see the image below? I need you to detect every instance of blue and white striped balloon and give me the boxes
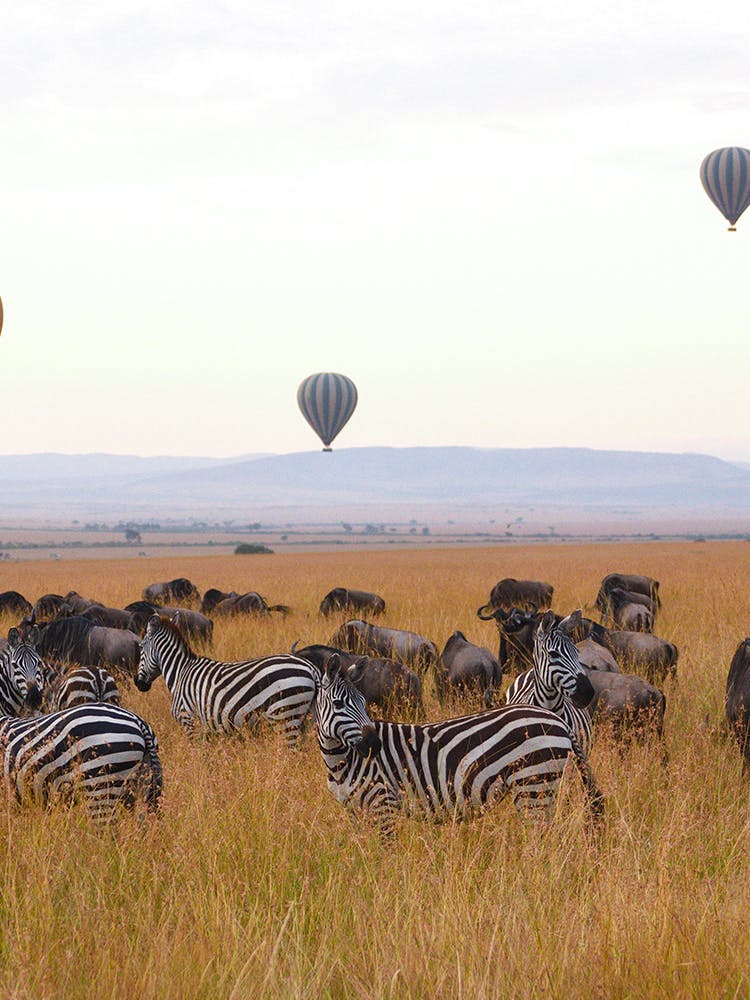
[297,372,358,451]
[700,147,750,230]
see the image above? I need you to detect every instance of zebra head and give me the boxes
[7,626,45,712]
[533,611,594,708]
[135,614,171,692]
[317,655,381,758]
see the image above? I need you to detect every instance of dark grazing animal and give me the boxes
[584,668,666,743]
[0,591,33,617]
[24,616,140,678]
[316,655,604,839]
[125,602,213,643]
[42,664,120,712]
[80,605,138,631]
[505,611,595,754]
[142,578,200,607]
[201,589,238,614]
[478,578,554,615]
[434,631,503,708]
[726,639,750,773]
[329,620,438,671]
[136,615,317,744]
[291,643,422,712]
[0,627,45,715]
[0,704,162,825]
[599,630,677,685]
[608,593,654,633]
[596,574,660,615]
[213,592,290,617]
[32,594,67,619]
[319,588,386,617]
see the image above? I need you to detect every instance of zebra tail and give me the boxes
[138,719,164,813]
[569,734,605,831]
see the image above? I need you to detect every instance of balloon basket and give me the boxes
[728,226,737,232]
[322,447,332,452]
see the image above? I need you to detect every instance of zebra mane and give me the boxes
[154,615,195,656]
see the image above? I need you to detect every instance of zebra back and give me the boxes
[137,614,318,743]
[0,704,163,824]
[317,656,604,838]
[43,664,121,712]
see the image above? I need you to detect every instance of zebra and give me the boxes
[0,627,45,715]
[136,614,318,744]
[0,703,162,825]
[504,610,595,755]
[42,663,120,712]
[316,654,605,839]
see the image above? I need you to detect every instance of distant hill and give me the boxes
[1,447,749,521]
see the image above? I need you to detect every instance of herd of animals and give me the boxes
[0,572,750,838]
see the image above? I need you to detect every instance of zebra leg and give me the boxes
[568,738,606,833]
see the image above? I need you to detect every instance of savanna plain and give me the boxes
[1,541,749,999]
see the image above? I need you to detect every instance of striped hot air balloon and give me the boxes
[297,372,358,451]
[700,147,750,231]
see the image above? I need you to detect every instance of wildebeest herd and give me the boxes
[0,570,749,836]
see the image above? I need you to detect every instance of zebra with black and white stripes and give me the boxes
[42,664,120,712]
[136,614,318,744]
[504,610,595,754]
[316,654,604,838]
[0,627,45,715]
[0,703,162,825]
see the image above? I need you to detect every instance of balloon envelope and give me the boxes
[297,372,358,449]
[700,147,750,228]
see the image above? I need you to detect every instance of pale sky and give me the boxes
[2,1,749,459]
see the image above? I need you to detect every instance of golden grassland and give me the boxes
[1,541,750,999]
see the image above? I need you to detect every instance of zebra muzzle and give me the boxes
[355,725,382,758]
[572,673,595,708]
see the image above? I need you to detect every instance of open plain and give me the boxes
[1,540,749,998]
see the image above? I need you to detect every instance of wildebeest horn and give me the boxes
[477,604,499,621]
[290,639,300,653]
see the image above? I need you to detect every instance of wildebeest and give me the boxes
[319,588,386,617]
[201,589,238,614]
[584,668,666,744]
[575,637,621,673]
[80,605,138,631]
[477,578,554,615]
[434,631,503,708]
[22,616,140,679]
[606,589,655,633]
[125,602,213,643]
[0,591,33,617]
[291,643,422,712]
[596,573,660,615]
[599,629,677,685]
[142,578,200,606]
[32,594,67,619]
[329,620,438,671]
[60,591,101,614]
[213,592,290,617]
[726,638,750,773]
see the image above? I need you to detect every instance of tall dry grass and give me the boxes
[1,541,750,998]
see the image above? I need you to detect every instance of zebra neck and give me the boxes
[531,672,565,712]
[158,638,198,691]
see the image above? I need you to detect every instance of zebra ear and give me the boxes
[325,653,342,678]
[539,610,557,633]
[148,613,161,629]
[7,627,20,649]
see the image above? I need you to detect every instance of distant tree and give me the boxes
[235,543,274,555]
[124,528,142,544]
[421,526,430,536]
[342,523,353,533]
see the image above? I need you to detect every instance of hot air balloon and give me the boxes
[700,147,750,231]
[297,372,358,451]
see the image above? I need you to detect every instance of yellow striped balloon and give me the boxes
[700,147,750,231]
[297,372,358,451]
